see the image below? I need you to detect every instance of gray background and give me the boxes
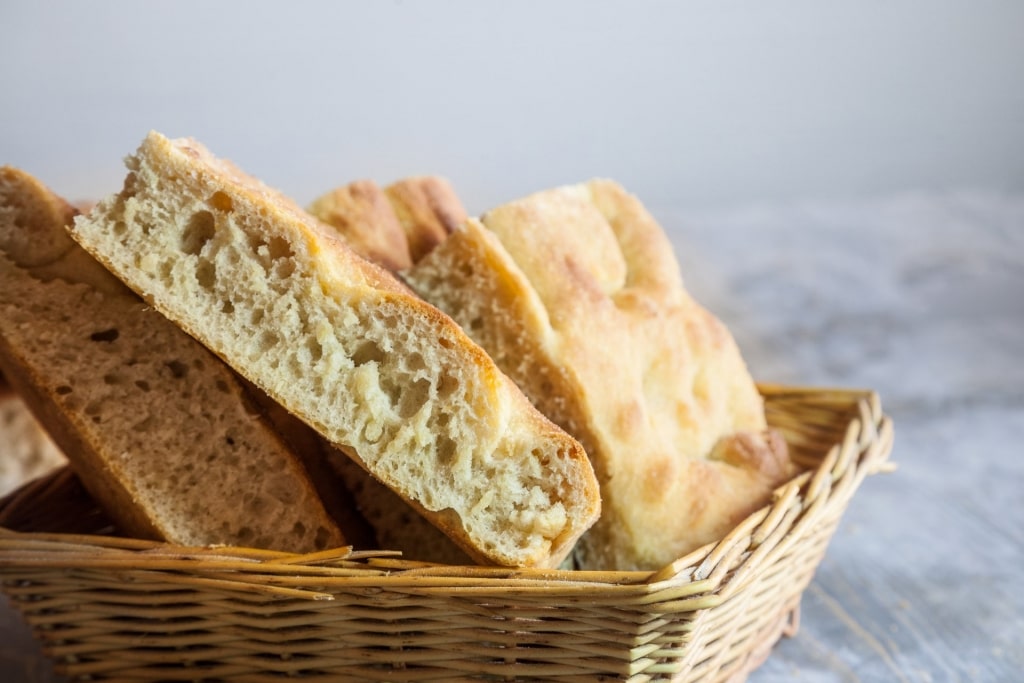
[2,1,1022,213]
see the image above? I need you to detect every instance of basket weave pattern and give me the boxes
[0,386,893,681]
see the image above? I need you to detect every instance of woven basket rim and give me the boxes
[0,384,894,597]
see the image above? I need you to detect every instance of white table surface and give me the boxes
[2,190,1022,681]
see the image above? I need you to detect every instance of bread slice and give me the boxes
[0,166,345,552]
[69,132,600,568]
[309,177,479,562]
[0,374,66,496]
[404,180,792,570]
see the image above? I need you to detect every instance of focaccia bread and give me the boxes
[0,166,345,552]
[309,176,466,270]
[404,179,792,570]
[307,180,413,271]
[384,176,466,262]
[69,132,600,568]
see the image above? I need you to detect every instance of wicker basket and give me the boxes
[0,385,893,682]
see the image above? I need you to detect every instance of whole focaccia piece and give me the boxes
[405,180,791,570]
[69,132,600,568]
[0,166,345,552]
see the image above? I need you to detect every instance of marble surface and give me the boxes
[2,190,1021,681]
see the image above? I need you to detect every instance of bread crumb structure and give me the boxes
[70,132,600,568]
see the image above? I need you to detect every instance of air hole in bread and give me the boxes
[209,191,234,213]
[305,337,323,362]
[531,448,551,469]
[398,378,431,418]
[266,235,293,261]
[260,330,280,352]
[134,380,151,392]
[102,372,125,386]
[195,259,216,290]
[352,341,384,367]
[405,352,426,373]
[132,415,156,433]
[292,521,306,537]
[437,373,459,399]
[274,258,296,279]
[182,211,215,256]
[225,436,236,447]
[89,328,120,343]
[214,379,230,394]
[314,527,331,549]
[221,299,234,315]
[55,385,73,395]
[436,434,456,465]
[165,360,188,379]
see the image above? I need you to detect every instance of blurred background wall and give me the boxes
[2,0,1022,214]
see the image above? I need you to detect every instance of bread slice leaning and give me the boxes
[69,132,600,568]
[0,166,345,552]
[404,180,792,570]
[309,177,477,564]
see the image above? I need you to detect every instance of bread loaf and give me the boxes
[69,132,600,568]
[0,166,345,552]
[404,180,792,570]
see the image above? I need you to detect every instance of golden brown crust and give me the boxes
[385,177,467,263]
[308,180,413,271]
[406,179,793,570]
[307,176,468,273]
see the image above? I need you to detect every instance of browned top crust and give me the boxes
[308,175,468,271]
[308,180,413,271]
[385,176,467,263]
[406,179,793,570]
